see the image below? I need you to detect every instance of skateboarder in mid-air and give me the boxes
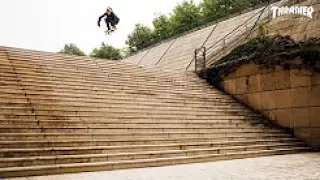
[98,7,120,35]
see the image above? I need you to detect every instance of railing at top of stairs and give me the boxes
[189,0,305,73]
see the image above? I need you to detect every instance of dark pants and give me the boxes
[105,19,118,30]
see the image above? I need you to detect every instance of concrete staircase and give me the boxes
[0,47,311,177]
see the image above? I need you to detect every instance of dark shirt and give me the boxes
[98,12,119,26]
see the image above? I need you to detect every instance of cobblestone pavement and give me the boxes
[7,153,320,180]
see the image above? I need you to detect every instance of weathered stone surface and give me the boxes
[290,69,312,88]
[273,109,293,128]
[235,63,260,78]
[248,93,262,111]
[235,77,248,95]
[8,153,320,180]
[260,71,291,91]
[260,91,277,110]
[311,128,320,148]
[309,85,320,106]
[275,89,292,109]
[292,108,310,128]
[310,107,320,128]
[248,74,261,93]
[291,87,310,108]
[223,80,236,94]
[294,128,312,145]
[311,73,320,86]
[234,94,249,105]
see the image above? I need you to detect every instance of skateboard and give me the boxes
[105,29,116,35]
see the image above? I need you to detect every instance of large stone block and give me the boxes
[292,108,310,128]
[275,89,292,109]
[309,85,320,106]
[235,63,260,78]
[310,107,320,128]
[291,87,310,108]
[223,80,236,95]
[290,22,308,34]
[260,71,291,91]
[234,94,249,105]
[259,91,277,110]
[311,128,320,148]
[247,93,262,111]
[294,127,312,145]
[248,74,261,93]
[273,109,293,129]
[306,19,320,31]
[311,72,320,86]
[290,69,312,88]
[224,71,236,80]
[235,77,248,95]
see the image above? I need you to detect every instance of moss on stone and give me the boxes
[202,35,320,88]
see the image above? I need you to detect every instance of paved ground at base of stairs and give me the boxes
[8,152,320,180]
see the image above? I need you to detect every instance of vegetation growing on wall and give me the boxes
[202,35,320,88]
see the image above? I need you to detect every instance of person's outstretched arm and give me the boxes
[97,13,106,27]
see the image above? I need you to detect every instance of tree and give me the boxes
[170,0,201,35]
[200,0,220,22]
[59,43,86,56]
[215,0,251,17]
[90,43,122,60]
[119,47,132,58]
[152,14,173,41]
[125,24,155,50]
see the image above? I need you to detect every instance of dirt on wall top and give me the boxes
[202,35,320,86]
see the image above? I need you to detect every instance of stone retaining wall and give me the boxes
[221,59,320,148]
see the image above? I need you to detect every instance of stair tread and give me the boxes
[0,148,311,172]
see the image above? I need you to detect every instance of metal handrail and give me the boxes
[186,4,270,70]
[185,23,219,69]
[191,0,297,70]
[205,6,268,65]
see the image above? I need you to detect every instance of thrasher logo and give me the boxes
[271,6,314,19]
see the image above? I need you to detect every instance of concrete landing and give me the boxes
[7,153,320,180]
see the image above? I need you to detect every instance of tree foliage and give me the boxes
[90,43,122,60]
[125,24,155,50]
[153,14,173,41]
[59,43,86,56]
[126,0,268,51]
[170,0,201,34]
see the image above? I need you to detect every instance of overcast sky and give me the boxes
[0,0,201,54]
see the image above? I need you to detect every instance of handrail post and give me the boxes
[203,47,206,70]
[194,49,198,72]
[245,21,248,31]
[195,47,206,73]
[222,39,226,50]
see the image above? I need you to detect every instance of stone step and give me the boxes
[0,119,268,127]
[0,69,216,91]
[0,138,299,153]
[0,143,306,168]
[0,82,224,101]
[0,147,310,177]
[1,114,263,122]
[0,58,191,81]
[0,101,245,111]
[2,54,170,75]
[0,97,242,111]
[0,93,237,107]
[0,89,236,104]
[0,132,292,141]
[0,126,282,134]
[0,138,299,149]
[0,107,255,116]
